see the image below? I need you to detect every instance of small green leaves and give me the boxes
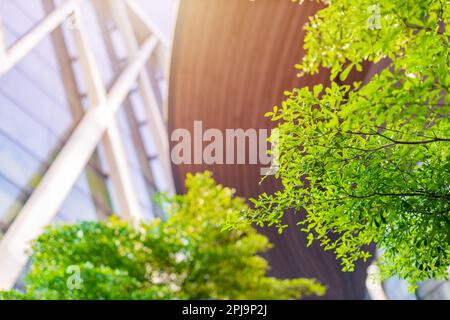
[244,0,450,290]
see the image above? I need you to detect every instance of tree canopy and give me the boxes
[230,0,450,289]
[1,172,324,300]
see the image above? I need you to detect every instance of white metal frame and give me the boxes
[0,0,80,74]
[0,16,5,61]
[0,0,174,290]
[71,8,142,221]
[365,263,387,300]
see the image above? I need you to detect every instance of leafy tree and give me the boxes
[1,172,324,300]
[229,0,450,289]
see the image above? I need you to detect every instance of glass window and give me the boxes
[130,167,153,215]
[1,1,43,46]
[0,134,43,191]
[382,277,416,300]
[0,176,24,235]
[11,0,45,21]
[83,164,114,217]
[57,0,115,87]
[117,118,142,170]
[417,280,450,300]
[12,53,67,107]
[133,0,177,40]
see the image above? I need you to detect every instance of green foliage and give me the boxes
[1,172,324,300]
[229,0,450,289]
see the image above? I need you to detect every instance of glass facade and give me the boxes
[382,277,450,300]
[1,0,447,300]
[1,1,76,231]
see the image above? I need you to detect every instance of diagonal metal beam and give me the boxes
[0,0,81,75]
[124,0,170,48]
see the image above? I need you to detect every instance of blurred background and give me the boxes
[0,0,448,299]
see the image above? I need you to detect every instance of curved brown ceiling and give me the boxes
[168,0,371,299]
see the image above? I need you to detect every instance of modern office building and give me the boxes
[0,0,448,299]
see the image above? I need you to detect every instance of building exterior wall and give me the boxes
[168,0,370,300]
[0,0,448,300]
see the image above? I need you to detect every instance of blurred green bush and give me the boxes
[1,172,324,300]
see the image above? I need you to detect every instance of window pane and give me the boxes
[0,177,24,236]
